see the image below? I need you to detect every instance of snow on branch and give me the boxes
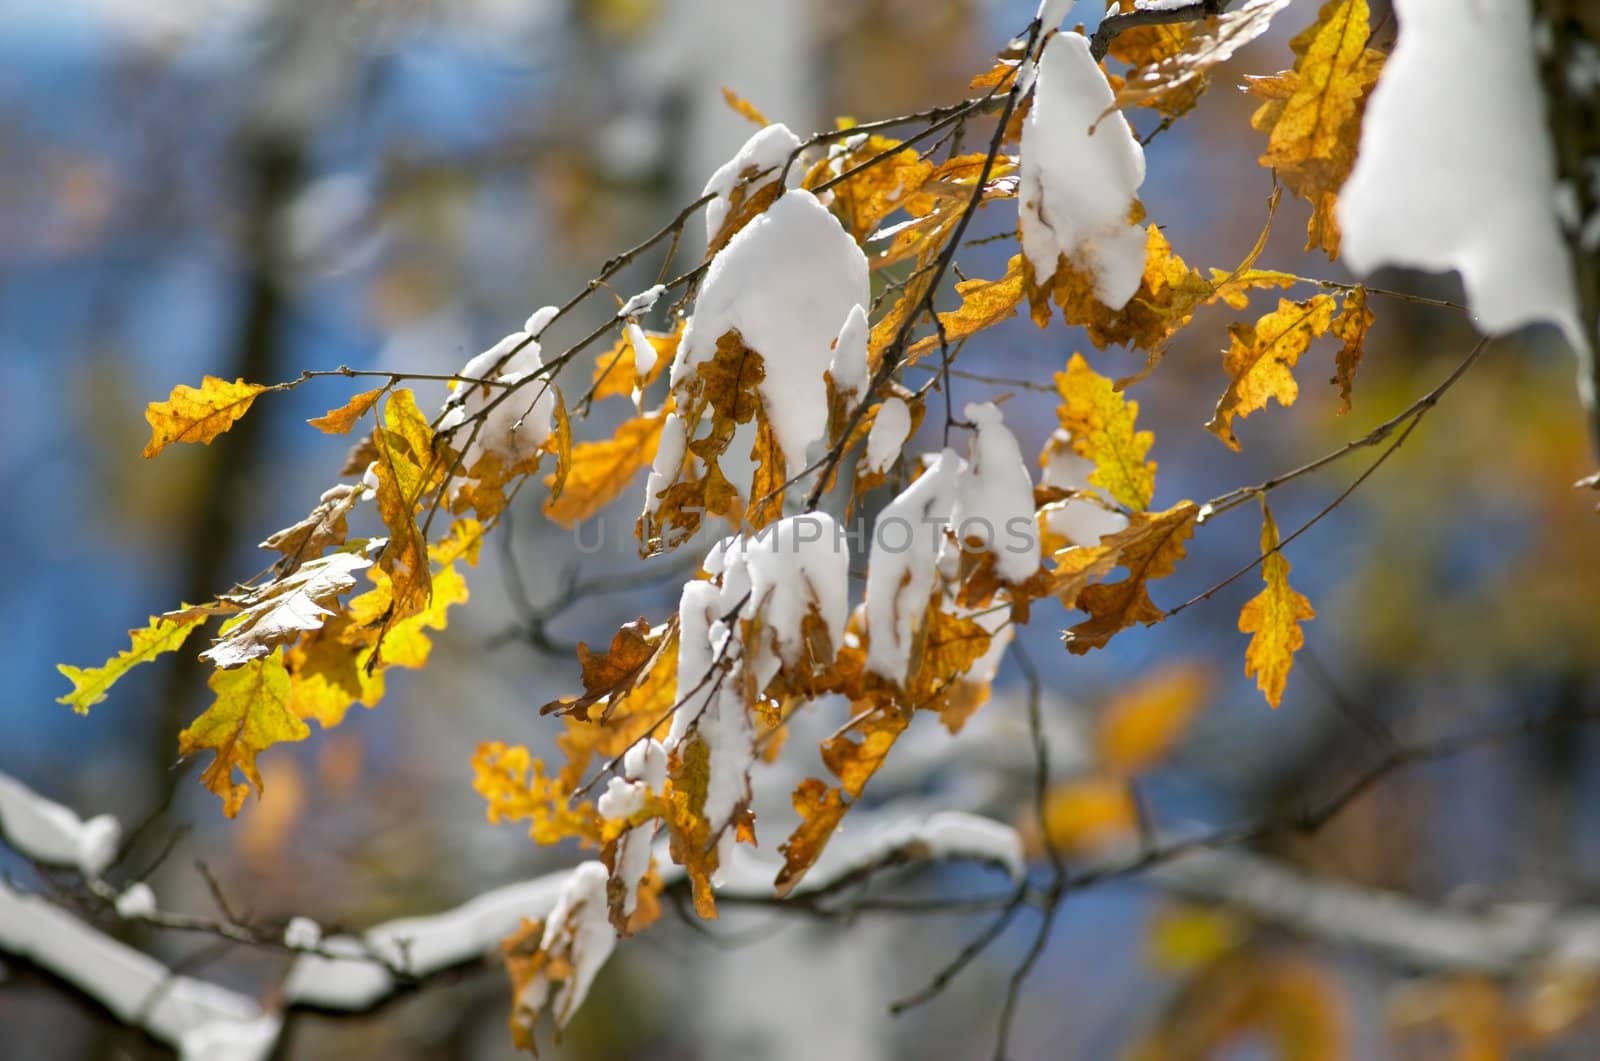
[1154,848,1600,976]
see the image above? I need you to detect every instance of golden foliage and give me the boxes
[473,741,597,845]
[1239,505,1315,708]
[775,777,851,897]
[1105,0,1290,118]
[307,387,384,435]
[542,618,660,720]
[546,385,573,500]
[57,613,208,715]
[370,388,441,631]
[904,255,1028,364]
[1096,661,1212,773]
[590,324,676,403]
[1038,776,1138,855]
[1207,295,1337,450]
[143,375,267,458]
[720,85,769,127]
[1054,353,1156,510]
[1066,501,1200,653]
[1132,949,1348,1061]
[1026,224,1214,354]
[179,652,310,817]
[544,408,668,528]
[1248,0,1386,257]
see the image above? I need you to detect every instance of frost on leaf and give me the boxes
[1206,295,1337,450]
[1337,0,1586,353]
[57,613,208,715]
[1248,0,1386,258]
[1239,505,1315,708]
[1019,31,1147,311]
[179,652,309,817]
[142,375,268,458]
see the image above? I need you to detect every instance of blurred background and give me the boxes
[3,0,1598,1057]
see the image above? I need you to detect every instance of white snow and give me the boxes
[0,881,277,1061]
[1019,31,1148,309]
[641,411,688,525]
[524,305,559,338]
[674,189,871,472]
[0,772,121,876]
[1036,0,1074,30]
[864,397,911,475]
[952,402,1041,583]
[701,123,803,242]
[618,284,667,319]
[626,322,658,378]
[828,303,870,400]
[598,776,647,821]
[527,862,615,1027]
[283,916,322,950]
[441,330,555,466]
[114,883,157,920]
[865,450,963,683]
[1040,432,1131,547]
[284,869,577,1009]
[1339,0,1587,358]
[624,738,668,795]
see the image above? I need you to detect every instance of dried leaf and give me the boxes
[544,408,668,528]
[1331,286,1373,412]
[721,85,769,127]
[1105,0,1291,117]
[143,376,267,458]
[1067,501,1200,653]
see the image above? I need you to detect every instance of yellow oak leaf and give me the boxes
[1096,661,1212,774]
[429,517,484,567]
[821,134,937,243]
[381,562,468,669]
[370,389,438,627]
[1207,295,1337,450]
[307,387,384,435]
[1066,501,1200,654]
[1331,286,1373,413]
[180,652,309,817]
[1248,0,1386,257]
[822,706,910,799]
[56,613,208,715]
[545,408,668,528]
[1239,506,1315,708]
[473,740,597,845]
[904,254,1027,363]
[591,324,677,403]
[1054,353,1156,511]
[285,618,384,729]
[541,617,660,719]
[143,375,268,458]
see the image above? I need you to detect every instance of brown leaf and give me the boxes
[1206,295,1337,450]
[1066,501,1200,653]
